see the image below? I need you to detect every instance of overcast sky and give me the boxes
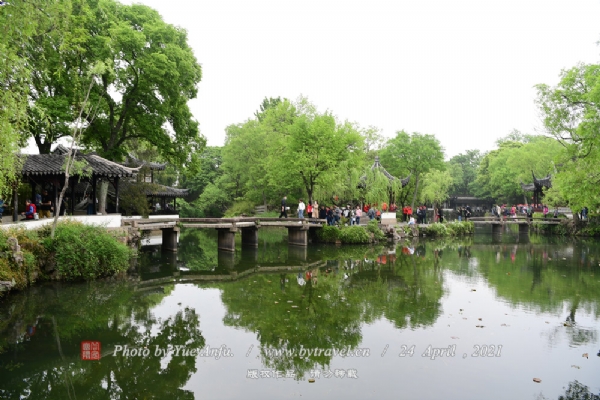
[28,0,600,158]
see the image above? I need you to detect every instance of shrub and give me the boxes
[445,221,474,235]
[338,226,371,244]
[224,200,255,217]
[365,220,386,240]
[317,225,340,243]
[424,222,448,236]
[119,183,152,217]
[41,221,131,280]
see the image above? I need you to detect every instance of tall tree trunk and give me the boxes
[411,173,420,210]
[98,180,108,214]
[51,74,97,238]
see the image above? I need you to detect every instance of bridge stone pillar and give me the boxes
[491,224,503,235]
[288,225,309,246]
[518,223,529,235]
[241,226,259,247]
[217,228,237,252]
[161,227,179,252]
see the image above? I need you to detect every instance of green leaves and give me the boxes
[535,62,600,210]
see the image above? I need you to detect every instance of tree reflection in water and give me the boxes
[0,282,204,399]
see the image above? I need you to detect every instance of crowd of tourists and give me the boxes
[491,203,558,221]
[278,196,446,226]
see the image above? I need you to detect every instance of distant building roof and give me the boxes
[122,155,167,171]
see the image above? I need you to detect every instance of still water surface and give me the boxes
[1,227,599,399]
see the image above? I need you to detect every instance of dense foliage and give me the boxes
[0,221,132,294]
[2,0,599,223]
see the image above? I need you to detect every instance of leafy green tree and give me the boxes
[535,62,600,211]
[0,0,66,197]
[223,119,279,206]
[447,150,481,195]
[254,96,283,122]
[472,136,564,204]
[22,0,204,165]
[21,0,81,154]
[380,131,445,209]
[276,109,364,203]
[419,169,453,208]
[180,146,223,200]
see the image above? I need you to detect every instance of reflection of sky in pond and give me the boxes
[1,232,599,399]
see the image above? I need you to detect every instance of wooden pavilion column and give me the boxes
[12,188,18,222]
[114,176,120,213]
[30,182,36,205]
[70,177,75,215]
[53,184,58,217]
[92,175,97,214]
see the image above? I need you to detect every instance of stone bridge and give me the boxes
[124,217,325,252]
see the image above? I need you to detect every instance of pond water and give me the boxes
[1,227,599,399]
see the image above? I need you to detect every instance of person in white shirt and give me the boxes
[298,199,305,218]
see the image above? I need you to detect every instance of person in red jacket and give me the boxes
[21,199,36,220]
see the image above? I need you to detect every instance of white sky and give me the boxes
[25,0,600,159]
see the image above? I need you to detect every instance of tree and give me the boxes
[0,0,65,197]
[380,131,445,210]
[420,169,453,208]
[254,96,283,122]
[275,107,364,203]
[222,119,279,206]
[22,0,79,154]
[180,146,223,200]
[472,136,564,204]
[535,62,600,211]
[447,150,481,195]
[22,0,204,165]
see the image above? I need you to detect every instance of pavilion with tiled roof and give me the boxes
[10,147,139,221]
[357,156,410,206]
[358,156,410,189]
[520,171,552,206]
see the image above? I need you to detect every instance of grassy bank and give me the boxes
[0,221,134,299]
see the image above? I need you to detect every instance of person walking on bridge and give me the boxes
[279,196,288,218]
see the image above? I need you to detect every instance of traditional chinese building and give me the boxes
[11,146,138,221]
[520,171,552,206]
[358,156,410,204]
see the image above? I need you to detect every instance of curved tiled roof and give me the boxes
[19,151,138,178]
[123,155,167,171]
[521,171,552,192]
[358,156,410,188]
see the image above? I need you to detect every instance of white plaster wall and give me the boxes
[0,214,123,230]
